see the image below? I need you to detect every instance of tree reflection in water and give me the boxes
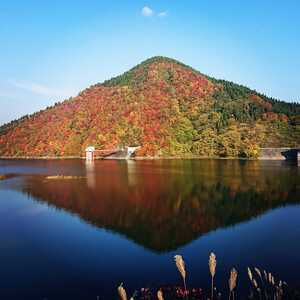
[13,159,300,252]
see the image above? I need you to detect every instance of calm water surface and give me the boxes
[0,159,299,299]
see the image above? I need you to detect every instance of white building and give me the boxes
[85,146,95,161]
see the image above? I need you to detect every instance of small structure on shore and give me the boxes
[85,146,95,161]
[126,146,140,159]
[259,147,300,161]
[85,145,140,161]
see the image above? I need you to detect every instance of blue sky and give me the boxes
[0,0,299,125]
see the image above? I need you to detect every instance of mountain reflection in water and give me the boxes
[13,159,300,252]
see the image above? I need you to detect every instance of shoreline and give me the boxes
[0,155,289,161]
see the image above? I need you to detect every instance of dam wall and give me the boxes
[259,148,299,161]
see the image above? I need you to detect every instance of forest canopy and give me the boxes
[0,56,299,158]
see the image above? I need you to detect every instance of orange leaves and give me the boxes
[250,94,272,111]
[262,112,288,122]
[1,56,299,158]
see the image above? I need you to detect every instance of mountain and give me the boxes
[0,56,299,158]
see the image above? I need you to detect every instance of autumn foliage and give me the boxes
[0,57,299,158]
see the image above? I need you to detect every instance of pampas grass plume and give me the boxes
[157,289,164,300]
[174,255,186,280]
[209,252,217,278]
[118,283,128,300]
[209,253,217,300]
[174,255,187,298]
[229,268,238,292]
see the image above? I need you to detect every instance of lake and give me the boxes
[0,159,299,299]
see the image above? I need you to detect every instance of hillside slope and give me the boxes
[0,56,299,158]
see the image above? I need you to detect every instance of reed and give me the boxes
[157,289,164,300]
[247,267,253,282]
[253,279,258,289]
[209,252,217,300]
[263,270,268,282]
[246,266,289,300]
[229,268,238,300]
[174,255,187,298]
[118,283,128,300]
[254,268,262,280]
[117,254,291,300]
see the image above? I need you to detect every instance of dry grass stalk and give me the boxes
[254,267,262,279]
[268,272,272,284]
[174,255,187,298]
[174,255,186,280]
[272,276,275,286]
[264,270,268,281]
[118,283,128,300]
[247,267,253,282]
[157,289,164,300]
[229,268,238,300]
[209,252,217,300]
[115,255,289,300]
[229,268,238,291]
[209,252,217,278]
[253,279,258,289]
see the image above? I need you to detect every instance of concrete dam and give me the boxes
[259,148,300,161]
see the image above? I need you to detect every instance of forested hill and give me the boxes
[0,56,299,158]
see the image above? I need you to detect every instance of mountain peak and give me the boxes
[102,56,202,87]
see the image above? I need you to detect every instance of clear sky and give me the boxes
[1,0,299,125]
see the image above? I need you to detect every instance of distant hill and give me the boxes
[0,56,299,158]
